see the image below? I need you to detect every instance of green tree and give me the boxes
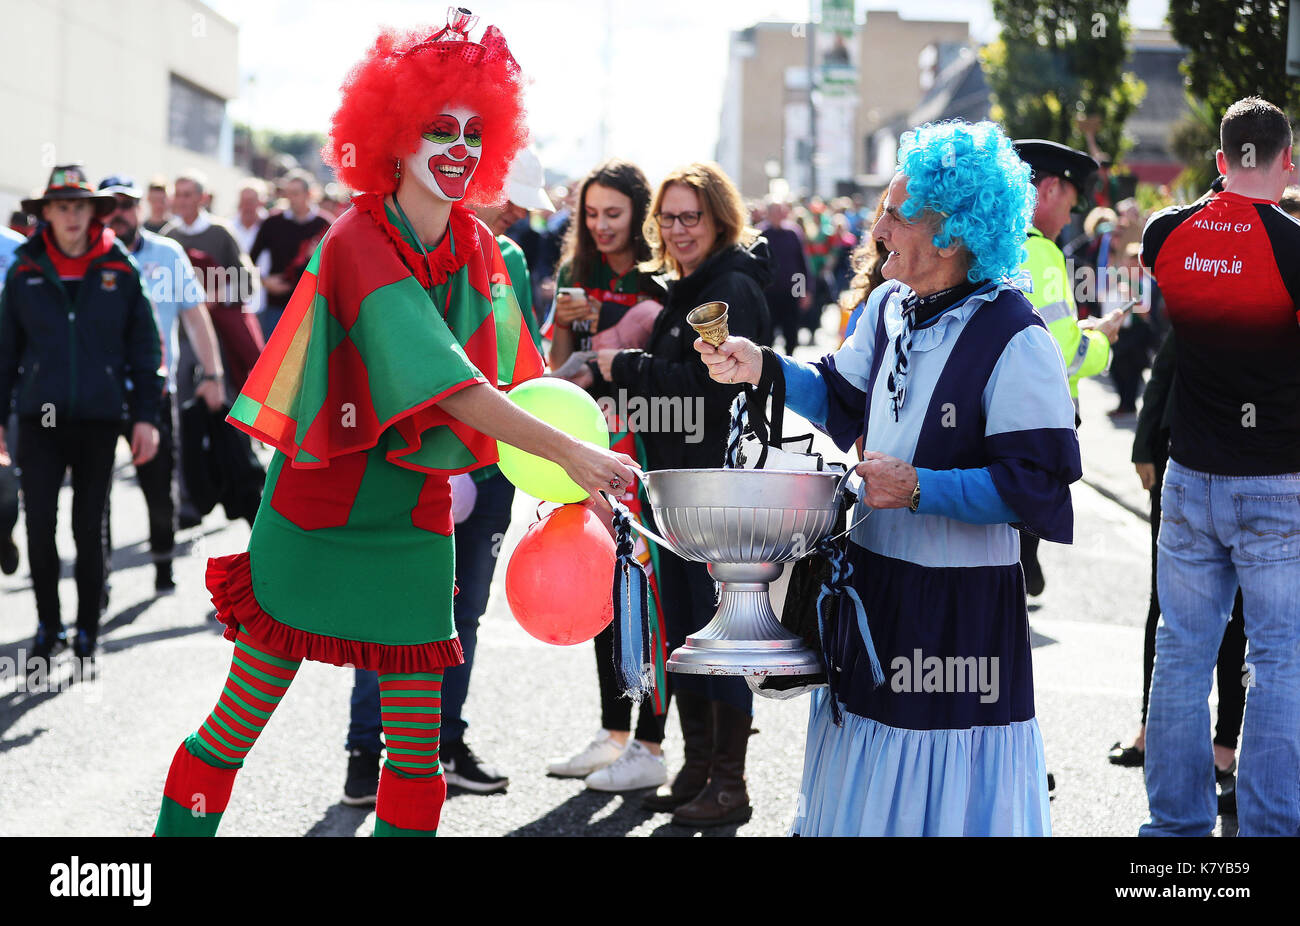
[981,0,1146,160]
[1166,1,1300,195]
[1169,0,1300,118]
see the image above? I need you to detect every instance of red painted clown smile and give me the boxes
[427,152,479,200]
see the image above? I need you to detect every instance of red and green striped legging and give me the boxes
[155,629,446,836]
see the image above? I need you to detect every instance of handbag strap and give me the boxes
[744,347,787,467]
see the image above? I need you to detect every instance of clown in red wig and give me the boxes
[154,9,637,837]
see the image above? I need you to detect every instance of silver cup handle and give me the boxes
[824,465,873,545]
[602,492,686,559]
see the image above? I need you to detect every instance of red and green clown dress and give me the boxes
[155,193,543,836]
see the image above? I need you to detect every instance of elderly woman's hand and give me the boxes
[696,336,762,386]
[855,451,918,509]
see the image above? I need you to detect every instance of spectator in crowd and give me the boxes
[143,176,172,233]
[594,161,773,825]
[1114,328,1246,818]
[542,159,670,794]
[230,179,268,318]
[230,180,268,255]
[827,211,858,304]
[248,169,331,341]
[1279,185,1300,217]
[8,212,36,238]
[756,198,811,353]
[797,199,833,340]
[163,170,264,395]
[342,149,549,804]
[0,165,161,667]
[1139,96,1300,838]
[1105,240,1158,418]
[0,222,25,576]
[97,175,225,593]
[1013,139,1124,598]
[838,189,888,341]
[1068,206,1118,319]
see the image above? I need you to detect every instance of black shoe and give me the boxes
[28,625,67,670]
[72,630,96,659]
[342,749,380,806]
[1216,760,1237,816]
[1107,741,1145,767]
[71,630,98,678]
[1047,772,1056,796]
[442,740,508,793]
[0,535,18,575]
[155,563,176,594]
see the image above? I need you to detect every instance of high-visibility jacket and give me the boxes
[1018,227,1110,399]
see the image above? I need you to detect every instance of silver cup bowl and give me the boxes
[637,468,845,677]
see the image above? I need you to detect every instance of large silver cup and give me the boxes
[629,468,848,676]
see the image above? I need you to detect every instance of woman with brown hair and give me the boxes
[591,161,773,826]
[546,159,664,386]
[543,159,671,793]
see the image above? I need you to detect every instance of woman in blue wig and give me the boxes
[697,120,1080,836]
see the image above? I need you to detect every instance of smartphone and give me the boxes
[557,287,586,301]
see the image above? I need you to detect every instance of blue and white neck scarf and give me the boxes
[886,281,986,421]
[886,300,917,422]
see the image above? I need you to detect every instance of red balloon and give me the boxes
[506,503,615,645]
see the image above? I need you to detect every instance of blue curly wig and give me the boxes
[895,120,1036,284]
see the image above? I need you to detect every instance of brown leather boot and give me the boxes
[643,692,713,811]
[671,701,752,827]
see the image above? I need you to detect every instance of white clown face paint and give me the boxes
[409,107,483,202]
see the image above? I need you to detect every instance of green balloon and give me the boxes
[497,378,609,502]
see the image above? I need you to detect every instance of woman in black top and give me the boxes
[594,161,773,826]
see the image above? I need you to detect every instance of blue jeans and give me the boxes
[258,304,286,344]
[1141,461,1300,837]
[347,471,516,752]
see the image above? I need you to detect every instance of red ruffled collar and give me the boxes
[351,192,480,289]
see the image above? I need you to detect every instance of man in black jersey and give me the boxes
[1139,98,1300,838]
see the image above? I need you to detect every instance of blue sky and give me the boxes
[207,0,1171,184]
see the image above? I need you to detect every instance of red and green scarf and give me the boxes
[228,194,544,473]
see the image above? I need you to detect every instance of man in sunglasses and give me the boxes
[98,175,225,595]
[1013,139,1124,598]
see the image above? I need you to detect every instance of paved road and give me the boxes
[0,337,1232,837]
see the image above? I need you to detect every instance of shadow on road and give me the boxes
[506,788,656,837]
[1030,628,1057,648]
[304,802,372,837]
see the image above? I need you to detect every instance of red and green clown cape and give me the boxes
[206,193,544,674]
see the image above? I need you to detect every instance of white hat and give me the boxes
[508,147,554,212]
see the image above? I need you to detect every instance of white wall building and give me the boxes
[0,0,241,222]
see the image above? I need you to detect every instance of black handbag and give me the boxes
[734,347,824,471]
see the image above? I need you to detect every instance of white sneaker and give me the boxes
[546,730,625,778]
[584,741,668,792]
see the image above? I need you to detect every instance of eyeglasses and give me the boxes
[655,210,703,228]
[113,197,137,211]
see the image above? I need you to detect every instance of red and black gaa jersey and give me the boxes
[1141,190,1300,475]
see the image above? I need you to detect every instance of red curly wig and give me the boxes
[323,23,528,206]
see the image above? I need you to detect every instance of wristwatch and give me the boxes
[908,479,921,513]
